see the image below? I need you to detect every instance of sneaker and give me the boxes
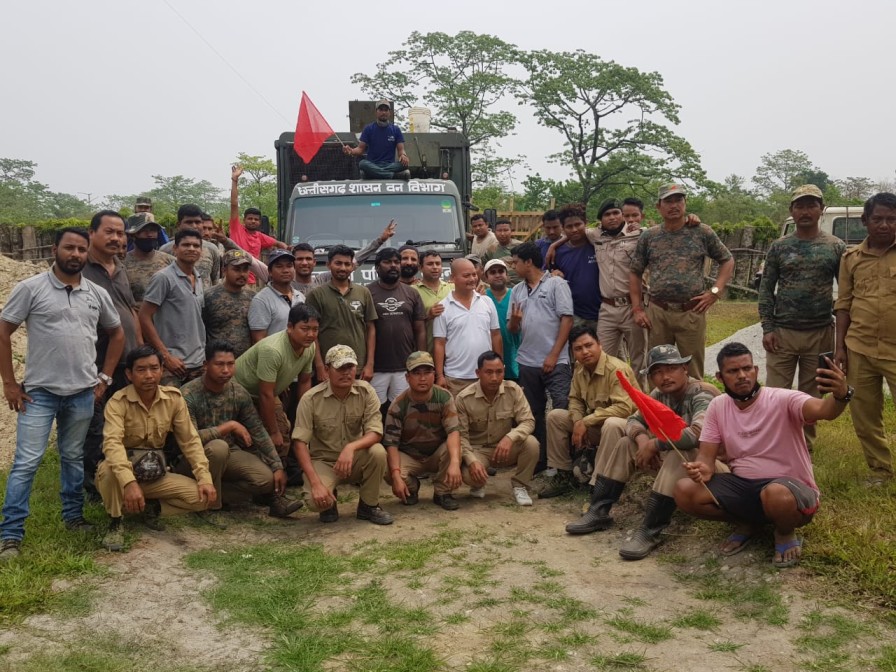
[513,486,533,506]
[193,510,228,530]
[433,493,460,511]
[64,517,95,533]
[537,470,575,499]
[0,539,22,562]
[404,475,420,506]
[319,503,339,523]
[469,486,486,499]
[102,519,124,552]
[142,499,166,531]
[356,501,394,525]
[268,494,303,518]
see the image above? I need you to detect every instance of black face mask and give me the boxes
[134,238,160,253]
[723,381,761,402]
[400,264,419,279]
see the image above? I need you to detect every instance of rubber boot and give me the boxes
[618,492,677,561]
[564,476,625,535]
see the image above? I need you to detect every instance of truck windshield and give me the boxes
[287,193,460,250]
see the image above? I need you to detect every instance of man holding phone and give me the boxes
[758,185,846,449]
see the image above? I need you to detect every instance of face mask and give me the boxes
[134,238,160,253]
[723,381,761,402]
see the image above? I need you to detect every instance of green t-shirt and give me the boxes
[234,330,315,398]
[305,282,377,368]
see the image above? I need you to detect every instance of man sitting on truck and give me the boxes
[343,100,411,180]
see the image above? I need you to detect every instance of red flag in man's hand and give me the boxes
[294,92,334,163]
[615,370,687,442]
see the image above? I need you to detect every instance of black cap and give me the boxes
[597,199,622,219]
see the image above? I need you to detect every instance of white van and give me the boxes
[780,206,866,246]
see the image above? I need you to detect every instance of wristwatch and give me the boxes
[834,385,854,403]
[98,372,113,385]
[710,286,721,296]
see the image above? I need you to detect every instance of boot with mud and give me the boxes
[141,499,165,531]
[102,518,125,552]
[565,476,625,535]
[619,492,677,561]
[268,494,303,518]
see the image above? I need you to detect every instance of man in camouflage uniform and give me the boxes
[383,352,463,510]
[566,346,724,561]
[202,249,255,358]
[123,214,174,309]
[760,185,846,449]
[182,341,302,518]
[629,184,735,379]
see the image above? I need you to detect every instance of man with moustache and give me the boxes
[367,248,426,410]
[398,245,421,285]
[139,229,206,387]
[630,184,735,379]
[469,214,498,258]
[416,250,453,353]
[249,250,304,342]
[203,250,255,358]
[535,210,563,261]
[123,214,174,309]
[0,228,123,561]
[343,100,410,180]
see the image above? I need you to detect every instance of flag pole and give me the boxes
[655,427,722,507]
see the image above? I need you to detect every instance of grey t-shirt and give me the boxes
[143,263,206,368]
[1,269,121,395]
[508,272,574,367]
[160,239,221,285]
[248,286,305,335]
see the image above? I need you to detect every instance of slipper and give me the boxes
[772,538,802,569]
[719,532,753,557]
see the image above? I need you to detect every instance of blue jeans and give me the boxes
[359,159,404,179]
[1,386,94,541]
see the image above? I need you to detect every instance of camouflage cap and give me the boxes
[790,184,824,204]
[325,344,358,368]
[640,344,692,377]
[406,351,435,371]
[266,248,295,268]
[464,253,482,267]
[657,183,687,200]
[126,212,158,234]
[135,196,152,206]
[223,249,252,267]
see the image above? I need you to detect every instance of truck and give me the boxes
[274,102,472,281]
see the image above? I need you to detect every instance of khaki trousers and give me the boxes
[598,303,647,387]
[646,303,706,379]
[303,444,387,509]
[765,325,833,449]
[220,449,275,503]
[545,411,627,477]
[463,436,539,490]
[95,439,229,518]
[388,443,456,496]
[445,377,477,398]
[597,435,730,497]
[847,349,896,474]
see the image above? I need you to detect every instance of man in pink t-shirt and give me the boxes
[675,342,852,568]
[229,165,286,284]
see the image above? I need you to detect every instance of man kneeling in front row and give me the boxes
[97,346,225,551]
[675,342,852,568]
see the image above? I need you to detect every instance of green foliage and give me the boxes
[0,158,92,223]
[753,148,829,196]
[234,152,277,220]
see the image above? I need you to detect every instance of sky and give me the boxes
[2,0,892,203]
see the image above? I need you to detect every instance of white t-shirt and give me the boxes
[433,292,499,379]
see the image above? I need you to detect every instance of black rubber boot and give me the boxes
[564,477,625,535]
[618,492,677,561]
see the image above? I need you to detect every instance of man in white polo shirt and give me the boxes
[433,258,503,397]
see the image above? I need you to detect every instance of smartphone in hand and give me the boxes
[818,351,834,374]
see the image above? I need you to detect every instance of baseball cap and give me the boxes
[640,344,692,377]
[376,99,391,110]
[483,258,507,273]
[597,198,622,219]
[657,183,687,201]
[325,344,358,368]
[126,212,158,234]
[406,351,435,371]
[790,184,824,204]
[266,249,295,268]
[223,249,252,267]
[464,253,482,267]
[135,196,152,207]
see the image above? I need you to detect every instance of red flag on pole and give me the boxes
[294,92,334,163]
[615,370,687,442]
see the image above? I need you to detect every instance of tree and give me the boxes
[697,174,770,225]
[146,175,223,219]
[233,152,278,219]
[835,176,876,202]
[752,149,828,195]
[0,157,91,222]
[351,31,522,184]
[520,49,706,210]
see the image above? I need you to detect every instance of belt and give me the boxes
[650,298,699,312]
[601,296,631,307]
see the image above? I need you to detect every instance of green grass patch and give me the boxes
[705,300,757,346]
[671,608,722,630]
[606,613,673,644]
[591,651,649,670]
[707,640,743,652]
[875,645,896,671]
[796,610,871,654]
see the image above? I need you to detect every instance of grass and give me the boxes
[591,651,649,670]
[705,300,758,346]
[670,609,722,630]
[605,612,673,644]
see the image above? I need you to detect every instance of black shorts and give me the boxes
[706,473,819,525]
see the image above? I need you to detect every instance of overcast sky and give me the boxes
[2,0,891,202]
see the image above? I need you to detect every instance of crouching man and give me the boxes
[292,345,393,525]
[675,342,852,568]
[96,346,225,551]
[384,352,463,510]
[565,345,722,562]
[456,351,539,506]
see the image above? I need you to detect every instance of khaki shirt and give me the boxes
[568,352,638,427]
[102,384,210,490]
[834,238,896,360]
[587,226,641,299]
[292,380,383,462]
[455,381,535,459]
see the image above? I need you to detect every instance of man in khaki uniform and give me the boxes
[96,346,226,551]
[455,351,538,506]
[542,325,638,497]
[293,345,393,525]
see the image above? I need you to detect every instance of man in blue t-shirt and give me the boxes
[344,100,410,180]
[551,203,601,329]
